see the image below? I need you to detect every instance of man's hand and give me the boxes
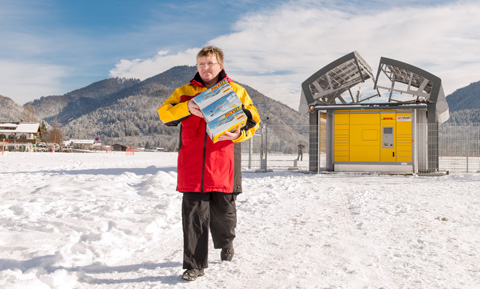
[218,126,241,142]
[188,100,203,118]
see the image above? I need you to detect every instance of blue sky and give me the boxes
[1,0,479,110]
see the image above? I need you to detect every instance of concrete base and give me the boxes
[255,169,273,173]
[334,163,413,174]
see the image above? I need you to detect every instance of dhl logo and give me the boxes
[382,117,394,120]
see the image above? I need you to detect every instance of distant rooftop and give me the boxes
[0,122,41,134]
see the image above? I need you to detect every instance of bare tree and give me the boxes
[46,118,64,147]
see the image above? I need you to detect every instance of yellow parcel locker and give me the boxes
[334,109,413,165]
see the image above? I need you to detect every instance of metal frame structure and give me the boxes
[301,51,378,107]
[374,57,449,173]
[374,57,449,124]
[301,52,449,174]
[300,51,378,172]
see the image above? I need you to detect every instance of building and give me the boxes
[112,144,128,151]
[300,52,449,174]
[64,139,98,150]
[0,122,42,152]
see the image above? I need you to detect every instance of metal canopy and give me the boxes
[299,51,376,113]
[374,57,449,123]
[300,52,449,124]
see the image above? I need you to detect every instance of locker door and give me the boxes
[396,112,413,162]
[334,113,350,162]
[350,112,380,162]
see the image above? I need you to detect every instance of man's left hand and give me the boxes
[217,126,241,142]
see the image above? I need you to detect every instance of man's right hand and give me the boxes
[188,100,203,118]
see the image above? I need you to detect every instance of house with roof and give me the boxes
[0,122,42,152]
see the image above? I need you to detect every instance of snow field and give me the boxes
[1,152,479,288]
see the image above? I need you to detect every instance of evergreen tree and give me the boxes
[40,121,48,142]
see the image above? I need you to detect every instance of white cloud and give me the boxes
[110,0,480,110]
[109,49,199,80]
[0,60,67,105]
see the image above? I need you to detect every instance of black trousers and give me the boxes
[182,192,237,270]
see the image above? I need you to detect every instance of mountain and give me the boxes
[446,81,480,113]
[446,81,480,124]
[0,95,23,122]
[9,66,307,150]
[29,77,141,123]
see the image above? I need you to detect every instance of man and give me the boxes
[158,46,260,281]
[297,142,305,161]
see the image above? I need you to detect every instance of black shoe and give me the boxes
[221,245,234,261]
[182,269,205,281]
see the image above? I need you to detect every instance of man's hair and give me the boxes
[197,46,224,65]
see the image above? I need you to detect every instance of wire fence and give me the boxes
[242,123,480,173]
[438,124,480,173]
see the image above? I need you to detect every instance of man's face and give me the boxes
[197,55,224,86]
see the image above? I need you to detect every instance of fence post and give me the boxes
[256,122,272,173]
[260,123,267,170]
[466,130,470,173]
[248,137,252,169]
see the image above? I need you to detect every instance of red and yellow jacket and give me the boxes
[158,71,260,193]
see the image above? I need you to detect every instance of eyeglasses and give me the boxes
[197,62,219,68]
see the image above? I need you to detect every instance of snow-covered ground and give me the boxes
[1,152,479,289]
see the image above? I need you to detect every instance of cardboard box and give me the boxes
[192,79,247,143]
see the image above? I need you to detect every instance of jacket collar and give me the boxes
[191,69,230,88]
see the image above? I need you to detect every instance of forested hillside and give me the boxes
[0,95,23,122]
[445,80,480,124]
[447,109,480,124]
[446,80,480,113]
